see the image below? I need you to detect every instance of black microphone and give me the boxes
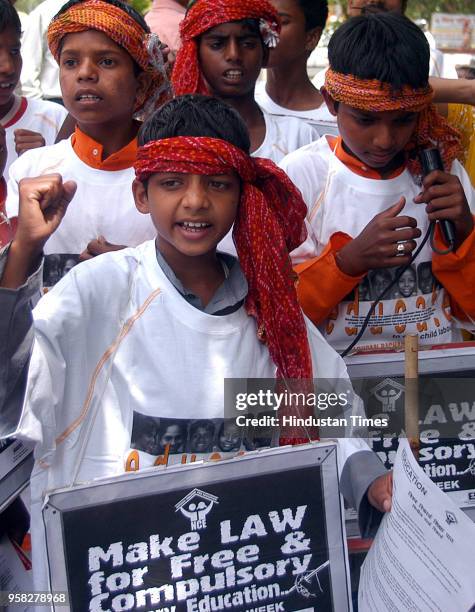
[419,148,456,250]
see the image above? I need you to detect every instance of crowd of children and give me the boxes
[0,0,474,602]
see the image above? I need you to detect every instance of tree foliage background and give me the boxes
[14,0,474,26]
[334,0,474,23]
[16,0,151,15]
[406,1,473,23]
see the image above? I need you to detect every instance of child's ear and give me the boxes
[321,88,338,116]
[135,71,152,107]
[133,179,150,214]
[305,27,322,54]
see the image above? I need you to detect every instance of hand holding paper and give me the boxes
[359,437,475,612]
[367,471,393,513]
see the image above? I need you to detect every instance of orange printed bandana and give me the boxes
[135,136,311,381]
[324,68,462,174]
[47,0,170,115]
[135,136,317,445]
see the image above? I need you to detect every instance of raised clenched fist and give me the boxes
[16,174,77,251]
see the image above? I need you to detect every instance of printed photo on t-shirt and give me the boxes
[43,253,80,287]
[393,265,417,299]
[326,260,453,351]
[187,419,216,454]
[354,263,439,302]
[127,411,259,473]
[358,276,371,302]
[156,419,188,454]
[216,418,243,453]
[417,261,441,294]
[250,411,280,448]
[368,268,396,301]
[131,413,188,456]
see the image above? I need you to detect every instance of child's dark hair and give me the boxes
[139,94,251,153]
[328,13,429,91]
[298,0,328,30]
[0,0,21,36]
[54,0,149,32]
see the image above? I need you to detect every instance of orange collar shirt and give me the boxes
[5,127,156,256]
[279,135,475,352]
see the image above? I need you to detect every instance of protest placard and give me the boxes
[43,443,351,612]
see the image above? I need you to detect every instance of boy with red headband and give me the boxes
[5,0,170,283]
[280,13,475,354]
[0,95,391,593]
[171,0,316,163]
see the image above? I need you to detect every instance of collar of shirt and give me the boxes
[0,96,27,128]
[155,248,248,316]
[71,126,137,171]
[330,135,405,180]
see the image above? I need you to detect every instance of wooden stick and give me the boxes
[404,334,419,458]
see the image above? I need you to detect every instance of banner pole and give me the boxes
[404,334,419,458]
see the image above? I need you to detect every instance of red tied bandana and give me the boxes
[135,137,316,445]
[171,0,280,96]
[324,68,462,175]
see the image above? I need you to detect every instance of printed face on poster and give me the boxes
[43,444,351,612]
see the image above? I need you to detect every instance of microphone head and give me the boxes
[419,148,444,176]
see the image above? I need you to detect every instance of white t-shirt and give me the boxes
[1,96,67,178]
[254,109,318,163]
[255,81,339,137]
[218,110,318,255]
[20,0,65,99]
[11,239,372,591]
[6,137,156,256]
[280,136,475,352]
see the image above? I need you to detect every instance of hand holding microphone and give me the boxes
[414,148,473,252]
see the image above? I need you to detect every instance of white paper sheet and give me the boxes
[359,437,475,612]
[0,534,33,611]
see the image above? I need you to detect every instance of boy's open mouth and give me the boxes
[222,70,244,81]
[177,221,212,233]
[0,82,15,90]
[75,91,103,103]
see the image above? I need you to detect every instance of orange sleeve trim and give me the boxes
[295,232,365,325]
[433,218,475,320]
[432,219,475,269]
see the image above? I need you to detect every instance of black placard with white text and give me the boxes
[43,445,350,612]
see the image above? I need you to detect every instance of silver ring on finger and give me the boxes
[396,242,405,255]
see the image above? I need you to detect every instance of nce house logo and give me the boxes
[370,378,405,412]
[175,488,219,531]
